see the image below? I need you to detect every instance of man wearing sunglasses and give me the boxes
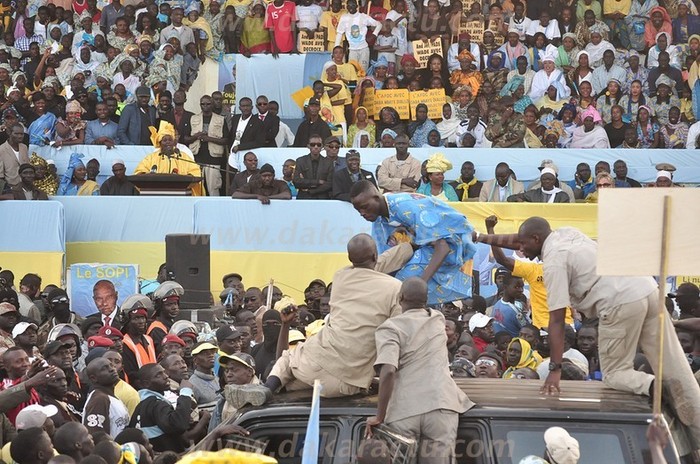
[37,289,84,349]
[293,133,334,199]
[255,95,280,147]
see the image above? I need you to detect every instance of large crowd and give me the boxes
[0,0,698,197]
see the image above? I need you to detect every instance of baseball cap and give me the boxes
[215,325,241,343]
[12,321,37,339]
[289,329,306,344]
[544,427,580,464]
[162,334,186,347]
[307,97,321,106]
[191,342,218,356]
[135,86,151,97]
[324,135,340,145]
[154,281,184,301]
[98,325,124,339]
[87,336,114,349]
[42,340,72,358]
[85,347,108,366]
[15,404,58,430]
[273,296,296,312]
[469,313,493,333]
[219,352,255,370]
[0,302,17,316]
[668,282,699,299]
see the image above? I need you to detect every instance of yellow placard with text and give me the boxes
[362,87,376,116]
[412,38,443,68]
[460,19,485,43]
[409,89,447,119]
[374,89,410,119]
[676,276,700,286]
[298,31,326,53]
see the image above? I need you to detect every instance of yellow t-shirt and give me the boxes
[319,10,347,49]
[115,379,141,416]
[513,259,574,329]
[603,0,631,15]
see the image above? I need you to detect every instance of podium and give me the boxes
[127,174,202,196]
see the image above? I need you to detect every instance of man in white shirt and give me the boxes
[687,120,700,148]
[507,1,531,41]
[296,0,323,37]
[447,33,482,72]
[335,0,381,71]
[526,11,560,44]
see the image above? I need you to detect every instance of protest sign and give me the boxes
[67,264,140,316]
[375,89,410,119]
[412,38,443,68]
[409,89,447,119]
[298,31,326,53]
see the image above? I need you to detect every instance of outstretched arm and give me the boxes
[365,364,396,432]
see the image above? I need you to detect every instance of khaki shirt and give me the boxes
[542,228,657,318]
[300,266,403,388]
[375,309,473,423]
[377,155,422,193]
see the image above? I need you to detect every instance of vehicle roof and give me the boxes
[238,379,654,422]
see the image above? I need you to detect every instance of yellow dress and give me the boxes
[134,150,204,196]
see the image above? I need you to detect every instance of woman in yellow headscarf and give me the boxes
[133,121,204,195]
[416,153,459,201]
[502,337,543,379]
[30,153,58,196]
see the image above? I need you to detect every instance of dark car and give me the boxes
[197,379,694,464]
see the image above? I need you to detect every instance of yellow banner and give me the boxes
[409,89,447,119]
[460,19,484,43]
[374,89,410,119]
[291,86,315,109]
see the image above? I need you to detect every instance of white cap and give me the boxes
[112,158,125,167]
[540,167,557,177]
[47,159,55,165]
[15,404,58,430]
[544,427,580,464]
[12,321,37,339]
[656,170,672,180]
[541,53,556,63]
[468,313,493,333]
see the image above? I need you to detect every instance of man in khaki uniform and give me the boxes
[518,217,700,450]
[376,134,422,193]
[367,277,473,464]
[187,95,229,196]
[225,234,413,408]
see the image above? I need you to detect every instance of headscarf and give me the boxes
[502,338,542,379]
[322,61,336,78]
[149,120,177,148]
[58,153,85,196]
[400,54,419,67]
[436,104,461,142]
[65,100,83,114]
[580,106,602,124]
[367,56,389,76]
[353,76,377,96]
[118,443,141,464]
[499,76,524,97]
[380,128,397,139]
[352,129,371,148]
[558,103,577,120]
[183,9,214,51]
[457,49,475,63]
[30,153,58,196]
[486,50,506,70]
[425,153,452,173]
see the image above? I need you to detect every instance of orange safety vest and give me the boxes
[123,334,157,368]
[147,320,168,337]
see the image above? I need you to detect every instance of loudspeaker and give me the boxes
[165,234,211,309]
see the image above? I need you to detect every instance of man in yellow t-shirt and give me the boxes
[477,216,574,329]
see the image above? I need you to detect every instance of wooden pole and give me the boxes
[266,278,274,310]
[653,195,671,415]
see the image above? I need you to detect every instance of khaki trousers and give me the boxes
[269,344,362,398]
[387,409,459,464]
[201,164,222,196]
[598,291,700,446]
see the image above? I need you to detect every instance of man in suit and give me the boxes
[163,90,194,145]
[293,98,332,147]
[255,95,279,147]
[118,86,158,145]
[293,134,334,200]
[479,162,524,202]
[0,124,30,189]
[227,98,265,194]
[333,150,377,202]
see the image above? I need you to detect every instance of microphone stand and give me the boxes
[158,149,231,175]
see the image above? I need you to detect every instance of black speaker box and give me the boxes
[165,234,211,309]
